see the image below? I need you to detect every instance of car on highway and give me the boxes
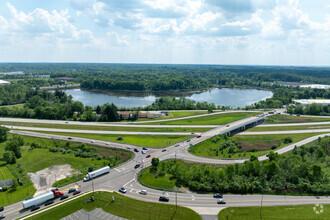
[213,193,223,198]
[0,207,3,212]
[68,188,77,193]
[142,147,148,150]
[217,199,226,204]
[191,132,195,134]
[45,200,54,206]
[146,154,151,158]
[60,195,69,200]
[127,146,132,149]
[91,140,95,143]
[175,144,180,147]
[31,205,40,211]
[186,139,191,142]
[139,190,147,195]
[162,148,166,152]
[0,215,5,219]
[106,143,110,145]
[159,196,169,202]
[135,163,141,168]
[119,187,127,193]
[134,148,139,152]
[196,135,201,138]
[142,150,146,154]
[226,125,230,127]
[68,137,72,140]
[73,190,81,195]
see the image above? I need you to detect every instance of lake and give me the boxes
[64,88,272,108]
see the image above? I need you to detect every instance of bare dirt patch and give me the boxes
[237,140,281,152]
[28,165,75,196]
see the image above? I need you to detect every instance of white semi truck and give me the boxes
[22,190,63,209]
[83,166,110,182]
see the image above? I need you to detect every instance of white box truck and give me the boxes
[83,166,110,182]
[22,190,63,209]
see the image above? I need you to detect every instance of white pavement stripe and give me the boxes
[123,178,135,187]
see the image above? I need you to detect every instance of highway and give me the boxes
[2,113,330,219]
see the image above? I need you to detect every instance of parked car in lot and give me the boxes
[146,154,151,158]
[31,205,40,211]
[68,188,77,193]
[139,190,147,195]
[217,199,226,204]
[44,200,54,206]
[60,195,69,200]
[159,196,169,202]
[73,190,81,195]
[119,187,127,193]
[213,193,223,198]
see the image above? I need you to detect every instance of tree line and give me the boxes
[146,136,330,195]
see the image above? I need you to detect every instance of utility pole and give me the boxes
[260,194,263,220]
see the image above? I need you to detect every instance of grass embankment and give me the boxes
[144,112,260,125]
[189,133,325,159]
[265,114,330,124]
[218,204,330,220]
[134,110,209,122]
[0,121,209,133]
[248,123,330,132]
[0,135,133,206]
[27,191,201,220]
[25,131,193,148]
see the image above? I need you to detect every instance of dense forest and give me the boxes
[143,136,330,195]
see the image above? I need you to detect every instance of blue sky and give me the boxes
[0,0,329,65]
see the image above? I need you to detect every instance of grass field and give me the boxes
[25,131,193,148]
[218,204,330,220]
[0,121,209,133]
[189,133,326,159]
[265,114,330,124]
[248,123,330,131]
[134,110,209,122]
[144,112,260,125]
[27,191,201,220]
[139,169,176,191]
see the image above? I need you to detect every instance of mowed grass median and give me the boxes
[265,114,330,124]
[144,112,260,125]
[248,123,330,132]
[22,131,193,148]
[218,204,330,220]
[27,191,201,220]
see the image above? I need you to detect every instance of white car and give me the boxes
[142,150,146,154]
[91,140,95,143]
[127,146,132,149]
[139,190,147,195]
[105,143,110,145]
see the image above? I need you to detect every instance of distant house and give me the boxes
[54,77,74,82]
[147,113,162,119]
[138,112,148,118]
[118,111,134,119]
[0,80,10,86]
[0,179,13,188]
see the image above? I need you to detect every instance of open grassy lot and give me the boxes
[144,112,259,125]
[0,103,24,109]
[139,169,176,191]
[126,110,209,122]
[265,114,330,124]
[218,204,330,220]
[27,191,201,220]
[248,123,330,131]
[189,133,326,159]
[25,131,193,148]
[0,121,209,133]
[0,134,133,206]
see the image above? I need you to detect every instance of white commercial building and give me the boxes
[299,84,330,89]
[293,99,330,106]
[0,80,10,85]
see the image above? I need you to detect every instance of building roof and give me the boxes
[294,99,330,105]
[0,80,10,85]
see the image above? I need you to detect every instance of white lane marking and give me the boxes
[123,178,135,187]
[192,195,195,200]
[114,168,120,172]
[130,189,133,192]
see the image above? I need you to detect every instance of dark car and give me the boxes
[60,195,69,200]
[142,147,148,150]
[73,190,81,195]
[0,207,3,212]
[217,199,226,204]
[213,193,223,198]
[146,154,151,158]
[31,205,40,211]
[45,200,54,206]
[0,215,5,219]
[134,148,139,152]
[68,137,72,140]
[135,163,141,169]
[162,148,166,152]
[119,187,127,193]
[186,139,191,142]
[196,135,201,138]
[68,188,77,193]
[159,196,169,202]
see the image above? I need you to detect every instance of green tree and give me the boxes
[263,161,280,179]
[3,151,16,164]
[5,139,22,158]
[151,157,160,171]
[0,126,9,143]
[310,164,322,181]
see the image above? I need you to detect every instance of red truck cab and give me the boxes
[53,191,64,198]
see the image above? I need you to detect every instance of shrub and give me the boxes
[271,146,277,150]
[117,136,123,141]
[283,137,293,144]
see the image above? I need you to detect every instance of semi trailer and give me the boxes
[83,166,110,182]
[22,190,63,209]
